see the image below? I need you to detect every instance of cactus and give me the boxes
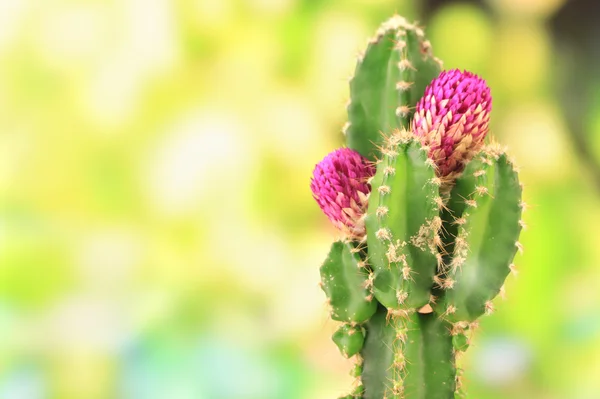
[310,15,524,399]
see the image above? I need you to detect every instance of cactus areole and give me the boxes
[310,15,524,399]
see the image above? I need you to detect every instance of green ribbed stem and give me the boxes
[361,306,455,399]
[365,137,440,310]
[346,16,441,161]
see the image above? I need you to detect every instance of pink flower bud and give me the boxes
[412,69,492,178]
[310,148,375,237]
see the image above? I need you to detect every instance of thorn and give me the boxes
[475,186,489,196]
[396,291,408,305]
[357,261,367,269]
[509,263,518,276]
[397,59,415,71]
[393,40,406,51]
[376,206,389,218]
[443,278,455,289]
[499,285,506,300]
[519,201,529,211]
[395,105,410,118]
[384,166,396,176]
[465,199,477,208]
[342,121,351,136]
[519,220,527,230]
[453,217,467,226]
[378,185,391,195]
[402,266,412,280]
[429,294,437,304]
[433,234,443,249]
[363,273,374,289]
[515,241,524,254]
[445,305,457,315]
[376,228,391,241]
[431,216,442,231]
[484,300,494,315]
[382,148,399,158]
[425,158,437,169]
[434,196,446,210]
[356,50,365,63]
[388,308,411,319]
[396,81,413,91]
[473,169,486,177]
[430,177,442,187]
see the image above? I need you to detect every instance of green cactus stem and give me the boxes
[320,241,377,323]
[311,14,524,399]
[333,324,366,358]
[345,16,442,161]
[437,146,524,322]
[360,307,456,399]
[365,132,441,310]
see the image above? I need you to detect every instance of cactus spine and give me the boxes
[311,15,524,399]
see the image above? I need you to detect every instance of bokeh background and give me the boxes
[2,0,600,398]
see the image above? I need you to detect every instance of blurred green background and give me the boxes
[1,0,600,398]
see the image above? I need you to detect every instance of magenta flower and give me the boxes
[311,148,375,237]
[412,69,492,178]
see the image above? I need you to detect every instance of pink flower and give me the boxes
[412,69,492,178]
[311,148,375,237]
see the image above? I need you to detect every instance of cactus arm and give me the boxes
[439,149,523,322]
[403,313,456,399]
[333,324,366,358]
[360,309,456,399]
[360,305,403,399]
[366,136,440,309]
[320,241,377,323]
[346,17,442,161]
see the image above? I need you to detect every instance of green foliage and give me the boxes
[317,15,524,399]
